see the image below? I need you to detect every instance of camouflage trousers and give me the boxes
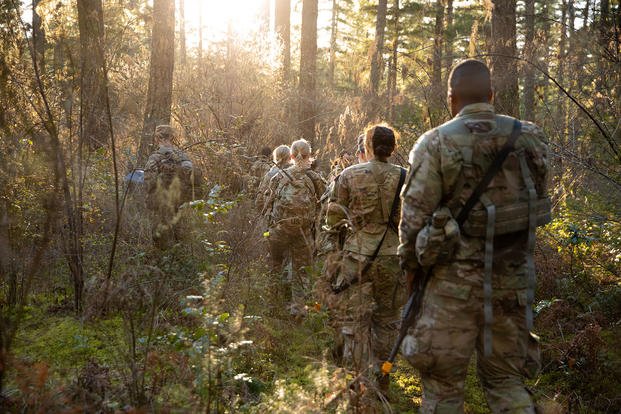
[402,257,540,413]
[333,254,407,391]
[268,225,314,313]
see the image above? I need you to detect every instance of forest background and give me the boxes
[0,0,620,412]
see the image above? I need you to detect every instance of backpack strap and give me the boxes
[519,151,537,333]
[333,167,406,294]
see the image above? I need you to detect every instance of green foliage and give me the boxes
[13,311,123,374]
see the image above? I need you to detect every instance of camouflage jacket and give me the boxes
[326,159,404,256]
[398,103,549,271]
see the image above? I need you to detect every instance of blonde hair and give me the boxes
[290,139,312,166]
[273,145,291,166]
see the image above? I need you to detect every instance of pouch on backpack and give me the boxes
[415,206,460,267]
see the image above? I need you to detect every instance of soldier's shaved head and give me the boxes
[447,59,493,115]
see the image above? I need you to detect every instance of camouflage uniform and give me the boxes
[398,103,549,413]
[144,144,196,249]
[325,160,407,396]
[265,164,325,313]
[249,157,272,190]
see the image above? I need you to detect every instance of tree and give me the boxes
[430,0,445,125]
[299,0,318,144]
[522,0,535,121]
[369,0,388,117]
[179,0,186,65]
[387,0,399,122]
[329,0,338,86]
[444,0,454,75]
[77,0,108,149]
[32,0,45,72]
[490,0,519,117]
[139,0,175,164]
[275,0,291,81]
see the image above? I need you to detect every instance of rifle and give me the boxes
[381,119,523,376]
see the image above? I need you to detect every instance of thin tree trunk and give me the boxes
[430,0,445,126]
[299,0,318,144]
[369,0,388,117]
[198,4,203,64]
[275,0,291,81]
[32,0,45,72]
[139,0,175,164]
[388,0,399,122]
[490,0,519,117]
[556,0,568,191]
[444,0,453,75]
[329,0,338,87]
[523,0,536,121]
[77,0,108,149]
[179,0,186,65]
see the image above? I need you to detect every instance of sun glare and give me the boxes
[183,0,267,46]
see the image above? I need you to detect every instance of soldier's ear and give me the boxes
[488,88,494,104]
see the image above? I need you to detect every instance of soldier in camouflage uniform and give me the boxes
[325,125,407,407]
[264,139,325,316]
[144,125,199,249]
[249,146,273,190]
[398,60,549,413]
[256,145,291,211]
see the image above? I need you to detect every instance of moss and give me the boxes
[13,313,124,374]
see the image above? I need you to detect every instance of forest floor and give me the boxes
[5,198,621,412]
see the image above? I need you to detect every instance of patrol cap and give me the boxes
[154,124,174,141]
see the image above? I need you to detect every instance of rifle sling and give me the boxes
[333,167,406,294]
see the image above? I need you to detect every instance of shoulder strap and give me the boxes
[363,167,406,269]
[455,119,522,226]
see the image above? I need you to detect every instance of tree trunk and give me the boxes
[444,0,454,74]
[490,0,519,117]
[139,0,175,164]
[329,0,338,87]
[522,0,536,121]
[198,3,203,63]
[179,0,186,65]
[369,0,388,117]
[388,0,399,122]
[556,0,568,191]
[77,0,108,149]
[32,0,46,72]
[430,0,445,126]
[275,0,291,81]
[299,0,318,144]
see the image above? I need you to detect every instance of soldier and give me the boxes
[264,139,325,316]
[144,125,200,249]
[256,145,292,211]
[325,125,407,407]
[249,146,273,190]
[398,59,550,412]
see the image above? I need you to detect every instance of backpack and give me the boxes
[156,150,189,188]
[271,169,317,233]
[146,149,193,209]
